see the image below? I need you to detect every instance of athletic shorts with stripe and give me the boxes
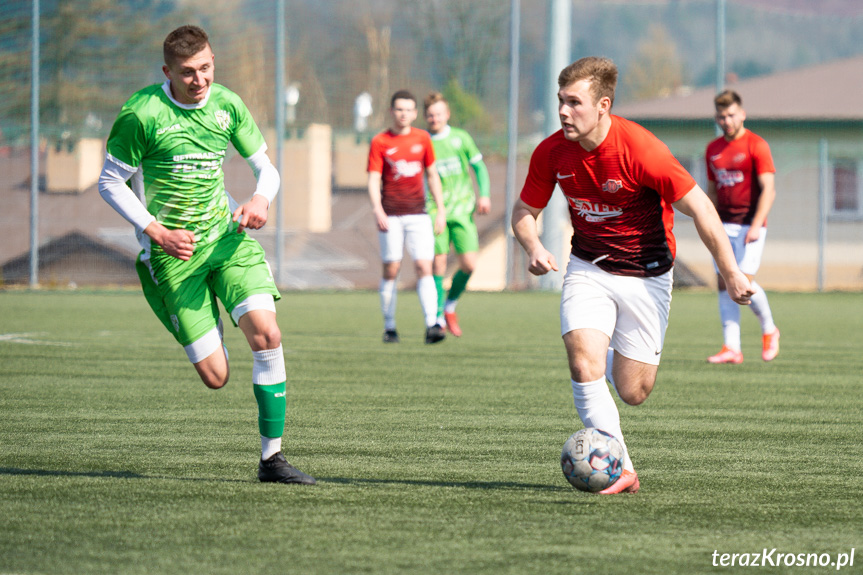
[137,229,280,348]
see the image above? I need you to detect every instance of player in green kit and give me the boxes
[97,25,314,485]
[423,92,491,337]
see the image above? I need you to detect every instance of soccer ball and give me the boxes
[560,428,624,492]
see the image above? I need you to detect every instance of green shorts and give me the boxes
[136,230,280,347]
[434,213,479,256]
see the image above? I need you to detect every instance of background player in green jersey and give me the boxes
[423,92,491,337]
[97,25,314,485]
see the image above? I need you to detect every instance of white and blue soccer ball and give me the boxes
[561,427,624,492]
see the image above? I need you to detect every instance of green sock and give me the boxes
[253,381,286,439]
[433,275,445,319]
[448,269,471,302]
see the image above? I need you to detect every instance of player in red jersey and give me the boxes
[512,57,753,494]
[705,90,780,364]
[368,90,446,344]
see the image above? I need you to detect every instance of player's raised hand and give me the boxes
[528,247,559,276]
[233,194,270,232]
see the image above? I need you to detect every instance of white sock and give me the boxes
[261,436,282,460]
[571,377,633,471]
[718,290,741,350]
[252,345,286,385]
[444,300,457,314]
[605,348,616,392]
[380,279,397,331]
[748,281,776,334]
[417,275,438,328]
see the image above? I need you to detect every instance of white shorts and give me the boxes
[560,254,673,366]
[713,223,767,276]
[379,214,435,263]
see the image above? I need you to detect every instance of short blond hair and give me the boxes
[423,92,448,113]
[714,89,743,111]
[558,56,618,108]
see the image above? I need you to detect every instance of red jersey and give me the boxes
[367,127,435,216]
[520,115,695,277]
[705,130,775,226]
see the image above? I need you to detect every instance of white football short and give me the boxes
[560,254,673,366]
[379,213,435,263]
[713,223,767,276]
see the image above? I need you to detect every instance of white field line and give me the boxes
[0,333,76,346]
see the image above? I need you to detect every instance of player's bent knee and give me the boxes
[191,346,230,390]
[617,380,654,406]
[201,372,229,390]
[235,295,281,351]
[415,261,433,277]
[256,325,282,350]
[459,255,477,274]
[568,362,605,383]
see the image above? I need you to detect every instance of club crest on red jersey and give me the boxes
[602,179,623,193]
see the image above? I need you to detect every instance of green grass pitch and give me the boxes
[1,289,861,574]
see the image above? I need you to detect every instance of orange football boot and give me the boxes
[762,329,780,362]
[599,469,640,494]
[707,345,743,364]
[444,311,462,337]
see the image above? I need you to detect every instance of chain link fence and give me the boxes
[1,0,862,290]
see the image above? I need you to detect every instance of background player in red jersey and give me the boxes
[705,90,780,364]
[512,57,753,494]
[368,90,447,344]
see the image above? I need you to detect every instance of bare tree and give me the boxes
[364,20,391,131]
[407,0,508,98]
[625,24,685,101]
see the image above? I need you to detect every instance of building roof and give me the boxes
[614,55,863,121]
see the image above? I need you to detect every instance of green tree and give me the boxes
[441,78,490,134]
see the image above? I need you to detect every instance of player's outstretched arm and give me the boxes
[673,185,753,305]
[512,198,558,276]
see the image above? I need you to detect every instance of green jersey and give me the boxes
[426,126,486,219]
[105,81,266,248]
